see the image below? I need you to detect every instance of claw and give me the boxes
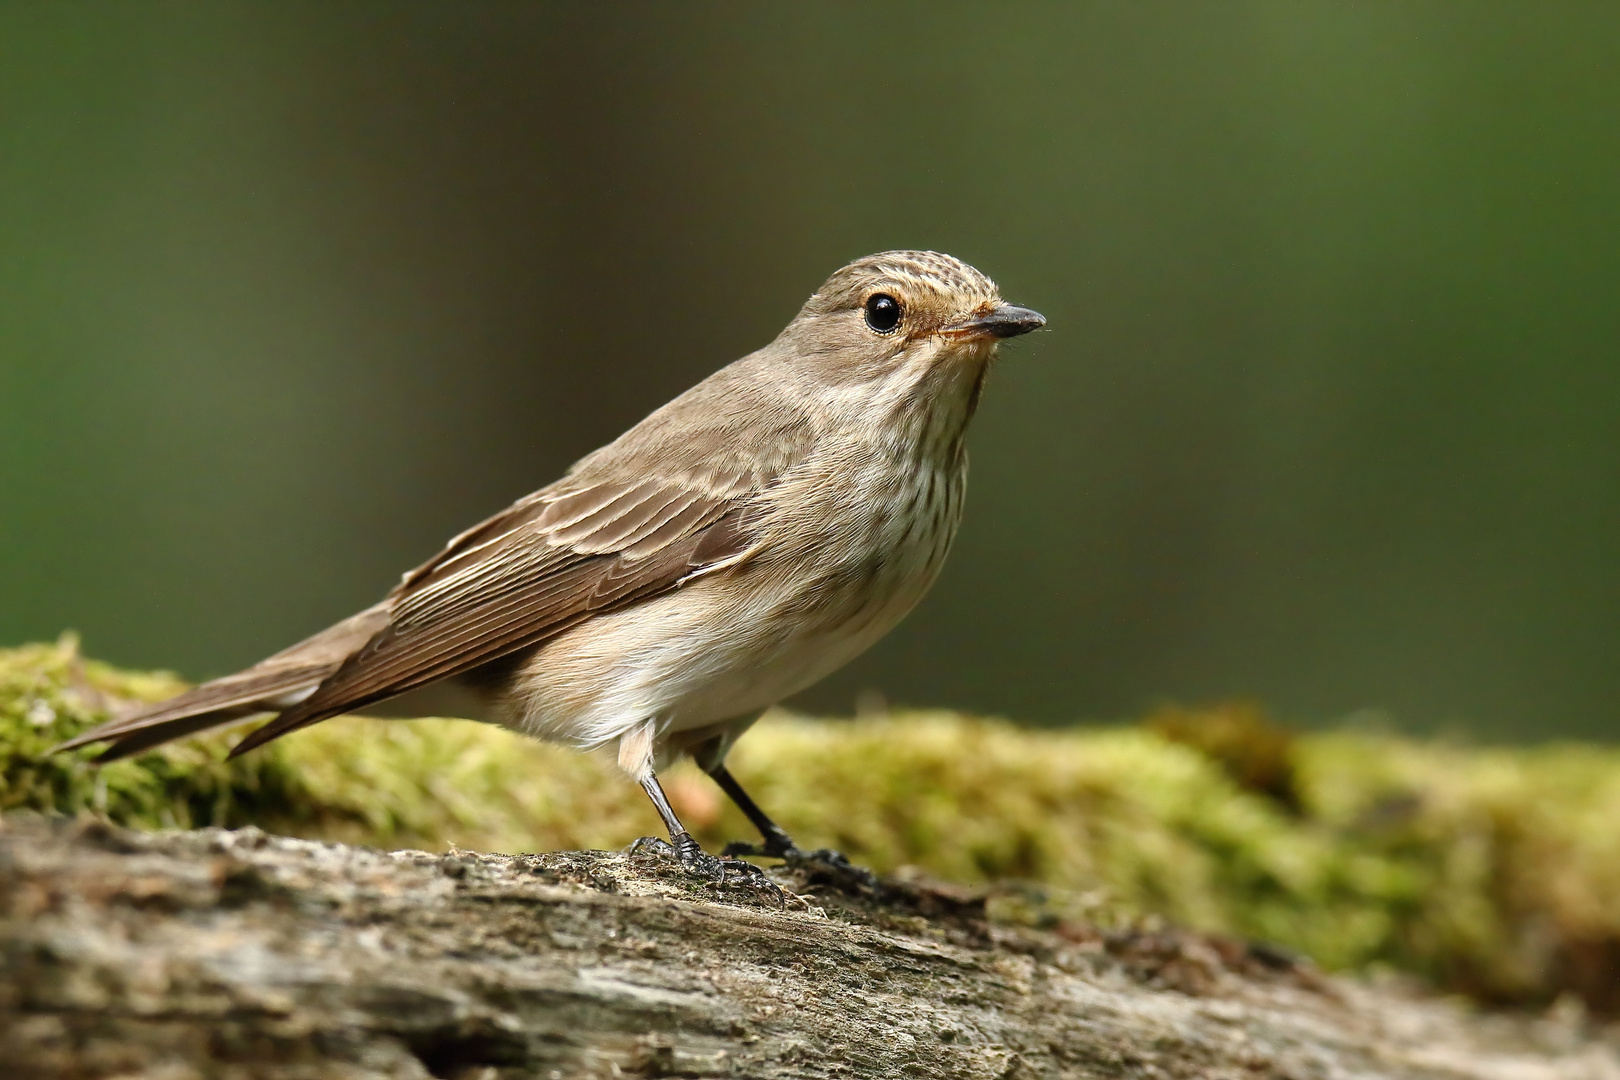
[783,847,879,893]
[629,835,676,859]
[717,839,879,895]
[628,834,786,906]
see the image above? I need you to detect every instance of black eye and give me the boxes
[864,293,902,334]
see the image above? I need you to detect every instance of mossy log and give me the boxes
[9,638,1620,1024]
[6,816,1619,1079]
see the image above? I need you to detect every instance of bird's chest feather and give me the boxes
[753,428,967,640]
[792,362,979,589]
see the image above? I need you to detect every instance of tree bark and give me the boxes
[2,817,1613,1079]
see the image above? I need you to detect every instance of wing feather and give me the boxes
[544,482,665,547]
[226,479,764,757]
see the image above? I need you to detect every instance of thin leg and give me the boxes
[707,763,877,893]
[632,772,777,894]
[709,764,797,857]
[639,774,704,863]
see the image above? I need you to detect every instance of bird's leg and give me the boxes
[709,764,877,892]
[708,763,797,857]
[635,773,706,866]
[631,772,774,890]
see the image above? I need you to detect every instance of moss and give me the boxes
[2,636,252,828]
[1146,699,1301,812]
[5,640,1620,1013]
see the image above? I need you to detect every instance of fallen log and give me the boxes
[3,816,1614,1079]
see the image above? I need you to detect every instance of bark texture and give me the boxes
[2,817,1616,1080]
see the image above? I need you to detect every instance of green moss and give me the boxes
[1146,699,1302,811]
[6,640,1620,1012]
[5,636,245,827]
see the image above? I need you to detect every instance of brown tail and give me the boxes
[54,604,390,762]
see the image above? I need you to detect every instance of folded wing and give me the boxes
[226,474,765,757]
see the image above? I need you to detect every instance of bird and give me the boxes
[57,250,1046,882]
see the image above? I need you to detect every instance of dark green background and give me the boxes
[4,3,1617,738]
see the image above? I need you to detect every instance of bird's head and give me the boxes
[779,251,1045,390]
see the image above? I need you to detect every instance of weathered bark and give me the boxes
[2,817,1615,1080]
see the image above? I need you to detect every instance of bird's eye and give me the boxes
[863,293,902,334]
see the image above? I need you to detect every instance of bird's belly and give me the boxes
[656,568,930,730]
[502,465,960,749]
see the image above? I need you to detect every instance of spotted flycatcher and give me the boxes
[60,251,1046,879]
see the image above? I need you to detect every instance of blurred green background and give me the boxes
[2,2,1617,739]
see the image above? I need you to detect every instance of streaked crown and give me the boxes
[800,250,1002,333]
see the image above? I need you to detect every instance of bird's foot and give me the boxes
[721,839,878,895]
[785,847,880,894]
[629,834,784,904]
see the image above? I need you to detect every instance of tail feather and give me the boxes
[53,603,390,760]
[54,664,328,752]
[225,704,336,759]
[52,662,333,758]
[90,708,273,763]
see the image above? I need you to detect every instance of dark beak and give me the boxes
[945,303,1047,340]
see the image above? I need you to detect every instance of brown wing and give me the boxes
[226,478,762,757]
